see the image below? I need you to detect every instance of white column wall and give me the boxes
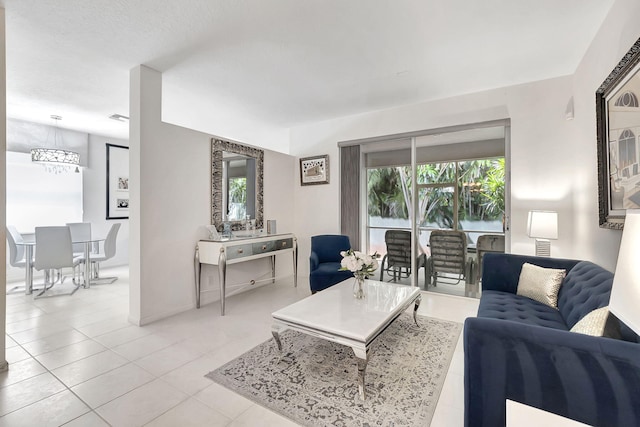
[289,0,640,274]
[0,8,8,371]
[129,65,295,325]
[84,134,129,267]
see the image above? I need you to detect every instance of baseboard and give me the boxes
[129,302,195,326]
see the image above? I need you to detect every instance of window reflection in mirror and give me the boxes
[222,153,256,221]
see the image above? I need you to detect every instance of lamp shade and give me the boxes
[527,211,558,239]
[610,209,640,335]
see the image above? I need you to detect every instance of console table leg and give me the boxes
[293,238,298,287]
[218,250,227,315]
[270,255,276,283]
[194,245,201,309]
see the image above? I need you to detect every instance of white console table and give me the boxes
[194,233,297,315]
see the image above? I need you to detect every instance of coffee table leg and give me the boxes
[353,347,370,400]
[413,295,422,326]
[271,326,283,354]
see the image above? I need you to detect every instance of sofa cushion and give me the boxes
[570,306,621,339]
[557,261,613,329]
[478,290,568,330]
[516,263,566,308]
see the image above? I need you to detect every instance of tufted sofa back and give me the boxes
[558,261,639,342]
[558,261,613,329]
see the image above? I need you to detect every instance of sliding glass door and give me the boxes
[361,122,509,297]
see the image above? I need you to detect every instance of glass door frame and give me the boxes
[356,119,511,289]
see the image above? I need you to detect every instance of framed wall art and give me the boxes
[300,154,329,186]
[596,36,640,229]
[106,143,130,220]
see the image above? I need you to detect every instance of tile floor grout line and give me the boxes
[35,342,136,425]
[4,267,477,426]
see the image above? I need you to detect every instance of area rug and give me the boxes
[205,313,462,426]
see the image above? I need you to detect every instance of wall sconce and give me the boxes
[527,210,558,257]
[565,96,575,120]
[610,209,640,335]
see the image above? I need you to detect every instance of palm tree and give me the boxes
[367,168,408,218]
[479,158,505,217]
[228,177,247,204]
[367,158,505,229]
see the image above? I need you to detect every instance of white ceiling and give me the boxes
[0,0,614,151]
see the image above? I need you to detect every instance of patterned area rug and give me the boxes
[205,313,462,426]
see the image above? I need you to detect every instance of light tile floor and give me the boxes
[1,266,480,426]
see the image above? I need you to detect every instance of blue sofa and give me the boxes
[464,253,640,427]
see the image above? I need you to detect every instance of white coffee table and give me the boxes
[271,278,421,400]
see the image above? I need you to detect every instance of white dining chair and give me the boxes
[90,223,121,284]
[34,226,82,298]
[6,226,32,294]
[66,222,92,256]
[7,226,26,269]
[66,222,93,283]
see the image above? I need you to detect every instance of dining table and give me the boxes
[17,236,105,295]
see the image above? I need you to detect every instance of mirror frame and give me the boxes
[211,138,264,231]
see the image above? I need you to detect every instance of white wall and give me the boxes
[84,134,129,267]
[129,65,295,325]
[162,81,292,154]
[568,0,640,269]
[289,0,640,274]
[0,7,7,370]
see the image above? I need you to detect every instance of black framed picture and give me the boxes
[106,143,129,220]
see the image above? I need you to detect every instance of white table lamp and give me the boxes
[610,209,640,335]
[527,211,558,257]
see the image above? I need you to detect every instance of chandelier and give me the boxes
[30,115,80,173]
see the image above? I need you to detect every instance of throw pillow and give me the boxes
[516,262,566,308]
[570,306,621,338]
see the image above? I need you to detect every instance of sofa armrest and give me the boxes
[464,316,640,427]
[309,252,319,272]
[481,253,581,294]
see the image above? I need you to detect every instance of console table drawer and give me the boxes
[252,241,275,254]
[226,244,253,260]
[275,238,293,250]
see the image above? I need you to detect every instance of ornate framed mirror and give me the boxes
[211,138,264,231]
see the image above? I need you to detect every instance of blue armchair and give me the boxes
[309,234,353,293]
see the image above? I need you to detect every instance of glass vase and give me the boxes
[353,275,366,299]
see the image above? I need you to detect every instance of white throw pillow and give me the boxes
[516,262,566,308]
[570,306,620,338]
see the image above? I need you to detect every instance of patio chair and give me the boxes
[378,230,428,286]
[428,230,475,286]
[475,234,505,283]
